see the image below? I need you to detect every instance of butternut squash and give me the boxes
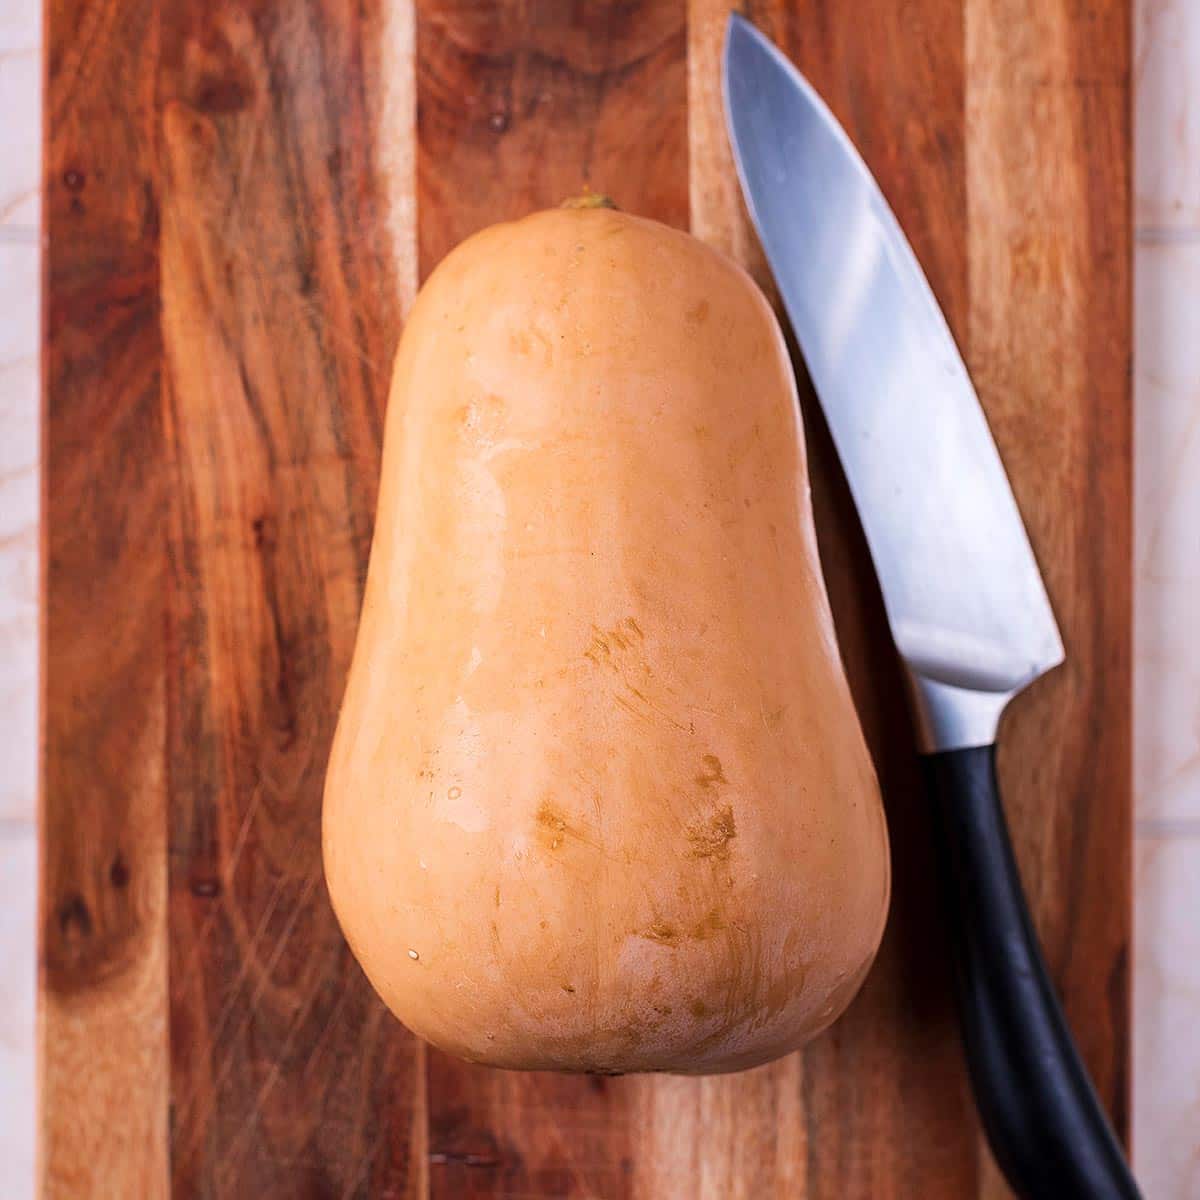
[323,203,890,1075]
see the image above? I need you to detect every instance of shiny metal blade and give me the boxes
[723,15,1063,750]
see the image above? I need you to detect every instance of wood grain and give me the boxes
[416,0,689,270]
[41,0,170,1195]
[628,1065,807,1198]
[158,1,422,1194]
[41,0,1130,1193]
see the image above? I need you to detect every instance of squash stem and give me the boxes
[561,189,618,210]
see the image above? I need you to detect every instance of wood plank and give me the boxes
[157,2,424,1194]
[769,3,984,1190]
[965,0,1132,1161]
[414,1,687,1195]
[684,0,977,1195]
[40,0,170,1195]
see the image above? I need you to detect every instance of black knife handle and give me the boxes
[923,745,1140,1200]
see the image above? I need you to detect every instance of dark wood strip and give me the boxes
[157,1,423,1193]
[415,1,688,1195]
[41,0,170,1194]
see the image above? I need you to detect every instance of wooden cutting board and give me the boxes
[41,0,1131,1195]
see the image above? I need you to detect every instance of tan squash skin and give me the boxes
[323,206,890,1075]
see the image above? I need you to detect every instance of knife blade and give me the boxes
[723,15,1139,1200]
[723,15,1061,754]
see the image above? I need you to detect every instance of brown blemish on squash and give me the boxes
[535,799,601,854]
[689,999,709,1019]
[640,909,725,946]
[583,640,609,667]
[584,617,644,666]
[454,393,507,441]
[562,983,576,994]
[642,908,725,944]
[686,806,737,861]
[642,920,680,946]
[695,754,727,789]
[689,908,726,940]
[536,800,569,850]
[587,621,692,734]
[653,1004,673,1016]
[685,298,710,326]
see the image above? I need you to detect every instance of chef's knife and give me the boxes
[723,16,1139,1200]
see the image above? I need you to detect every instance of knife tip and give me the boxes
[723,12,760,97]
[724,10,756,48]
